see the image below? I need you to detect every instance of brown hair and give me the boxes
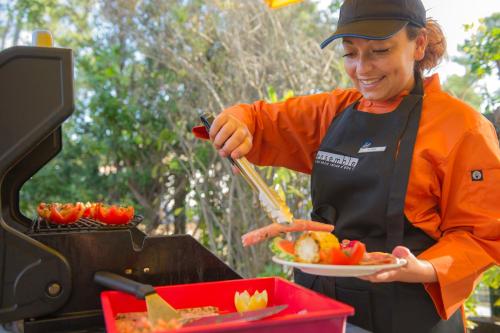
[406,19,447,73]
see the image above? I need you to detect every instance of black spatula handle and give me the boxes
[94,271,155,299]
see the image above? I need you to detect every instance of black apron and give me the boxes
[294,76,464,333]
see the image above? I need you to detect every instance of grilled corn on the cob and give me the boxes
[294,231,339,263]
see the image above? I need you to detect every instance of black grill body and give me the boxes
[0,46,240,333]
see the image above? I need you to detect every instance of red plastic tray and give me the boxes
[101,277,354,333]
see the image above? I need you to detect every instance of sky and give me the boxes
[316,0,500,85]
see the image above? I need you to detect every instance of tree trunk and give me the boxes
[173,173,188,234]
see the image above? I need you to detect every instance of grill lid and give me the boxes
[0,46,74,323]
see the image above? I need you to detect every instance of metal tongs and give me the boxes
[200,113,294,225]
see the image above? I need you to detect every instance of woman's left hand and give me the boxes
[358,246,438,283]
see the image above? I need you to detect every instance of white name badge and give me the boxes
[358,146,387,153]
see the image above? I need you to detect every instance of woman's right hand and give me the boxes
[209,113,253,160]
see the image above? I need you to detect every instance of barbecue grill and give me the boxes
[0,45,240,333]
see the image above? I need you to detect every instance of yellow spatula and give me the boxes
[94,271,180,325]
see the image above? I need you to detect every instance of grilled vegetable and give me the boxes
[269,237,295,261]
[39,202,135,225]
[82,202,99,219]
[294,231,339,264]
[268,230,377,266]
[234,290,268,312]
[96,204,134,225]
[37,203,51,220]
[38,202,85,224]
[330,240,366,265]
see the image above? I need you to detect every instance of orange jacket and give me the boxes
[224,74,500,319]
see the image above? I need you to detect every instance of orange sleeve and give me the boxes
[418,117,500,319]
[223,90,360,173]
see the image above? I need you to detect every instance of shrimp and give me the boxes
[241,219,334,247]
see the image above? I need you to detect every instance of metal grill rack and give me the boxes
[28,215,144,234]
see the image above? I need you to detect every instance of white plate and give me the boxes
[272,256,407,277]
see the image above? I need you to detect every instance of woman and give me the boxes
[207,0,500,332]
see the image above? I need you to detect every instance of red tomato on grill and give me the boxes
[82,202,99,219]
[38,202,84,224]
[96,204,134,225]
[37,202,51,220]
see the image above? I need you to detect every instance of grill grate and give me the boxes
[28,215,144,234]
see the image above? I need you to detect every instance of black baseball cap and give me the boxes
[320,0,426,49]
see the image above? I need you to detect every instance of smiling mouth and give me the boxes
[359,77,385,86]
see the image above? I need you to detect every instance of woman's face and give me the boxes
[342,28,426,101]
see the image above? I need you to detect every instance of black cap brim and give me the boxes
[320,20,409,49]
